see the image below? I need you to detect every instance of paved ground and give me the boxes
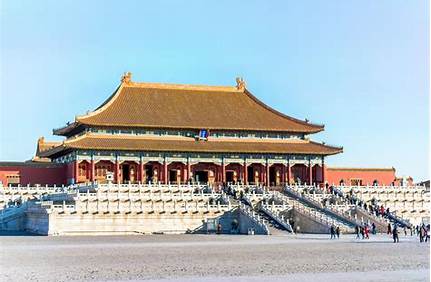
[0,233,429,281]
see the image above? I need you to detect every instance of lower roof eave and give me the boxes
[41,147,343,158]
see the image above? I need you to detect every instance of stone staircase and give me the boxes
[280,188,355,233]
[0,202,29,230]
[331,186,412,229]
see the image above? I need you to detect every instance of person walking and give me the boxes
[330,225,335,239]
[364,225,370,239]
[216,223,222,235]
[371,223,376,235]
[355,225,360,239]
[393,225,399,243]
[419,224,425,243]
[336,226,340,239]
[387,223,392,235]
[360,226,365,239]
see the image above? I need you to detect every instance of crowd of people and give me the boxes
[416,223,430,243]
[353,222,377,239]
[330,225,340,239]
[329,219,431,244]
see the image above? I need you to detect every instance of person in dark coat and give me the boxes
[355,225,360,239]
[336,226,340,239]
[371,223,376,235]
[330,225,336,239]
[387,223,392,235]
[393,225,399,243]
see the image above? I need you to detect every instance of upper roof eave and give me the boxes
[70,77,325,134]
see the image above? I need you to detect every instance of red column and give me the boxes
[74,160,79,184]
[163,160,168,184]
[321,158,325,185]
[90,159,95,182]
[139,160,145,183]
[287,163,291,185]
[115,160,120,184]
[244,161,248,185]
[309,164,313,185]
[266,162,270,187]
[281,165,285,184]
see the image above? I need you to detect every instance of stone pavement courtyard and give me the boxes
[0,233,429,282]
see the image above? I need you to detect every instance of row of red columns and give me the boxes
[76,158,324,186]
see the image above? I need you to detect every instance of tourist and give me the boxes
[336,226,340,239]
[360,226,365,239]
[419,224,425,242]
[289,218,295,231]
[355,225,360,239]
[387,223,392,235]
[231,219,239,234]
[330,225,336,239]
[393,225,399,243]
[364,225,370,239]
[371,223,376,235]
[216,223,222,234]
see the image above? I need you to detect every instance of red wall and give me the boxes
[325,167,396,186]
[0,164,67,186]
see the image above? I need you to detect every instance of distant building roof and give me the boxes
[326,167,395,172]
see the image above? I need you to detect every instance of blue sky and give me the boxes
[0,0,429,181]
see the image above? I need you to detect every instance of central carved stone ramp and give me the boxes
[280,188,355,234]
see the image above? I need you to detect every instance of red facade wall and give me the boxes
[0,163,68,186]
[0,161,413,187]
[325,167,397,186]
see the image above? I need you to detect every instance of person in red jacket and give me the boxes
[364,225,370,239]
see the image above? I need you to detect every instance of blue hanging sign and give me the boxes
[198,129,209,140]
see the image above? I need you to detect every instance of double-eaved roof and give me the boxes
[40,73,342,159]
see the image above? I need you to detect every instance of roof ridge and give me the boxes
[125,81,241,92]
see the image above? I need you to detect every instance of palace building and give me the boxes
[3,73,343,186]
[1,73,428,235]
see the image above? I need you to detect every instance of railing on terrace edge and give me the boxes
[283,184,428,192]
[259,204,293,233]
[38,199,233,214]
[238,203,270,235]
[283,187,359,228]
[241,190,284,207]
[2,182,427,192]
[76,189,225,198]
